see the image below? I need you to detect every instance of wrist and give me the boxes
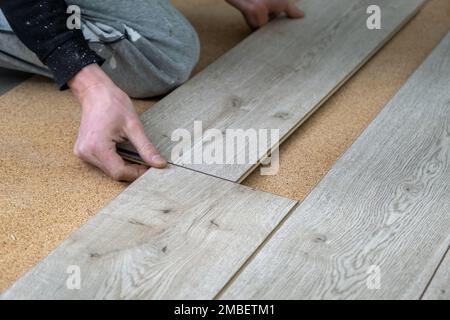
[68,64,114,101]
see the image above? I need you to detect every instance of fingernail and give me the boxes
[152,154,167,164]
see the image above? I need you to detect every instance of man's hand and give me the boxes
[226,0,304,29]
[68,64,167,182]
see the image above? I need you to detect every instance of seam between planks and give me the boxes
[0,166,298,299]
[235,2,426,184]
[117,1,427,184]
[1,0,429,299]
[213,8,430,297]
[121,153,237,183]
[214,201,301,300]
[219,29,450,300]
[419,245,450,300]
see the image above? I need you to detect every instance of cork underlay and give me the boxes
[1,0,449,292]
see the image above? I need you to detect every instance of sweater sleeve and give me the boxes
[0,0,105,89]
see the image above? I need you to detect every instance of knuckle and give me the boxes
[74,142,94,159]
[126,119,143,133]
[247,0,264,14]
[73,145,81,158]
[109,169,124,181]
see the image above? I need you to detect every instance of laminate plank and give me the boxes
[118,0,425,182]
[422,247,450,300]
[1,165,296,299]
[221,31,450,300]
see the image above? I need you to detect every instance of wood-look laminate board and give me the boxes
[118,0,425,183]
[221,31,450,300]
[0,165,296,300]
[0,68,29,96]
[422,247,450,300]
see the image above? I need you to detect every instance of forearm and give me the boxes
[0,0,104,89]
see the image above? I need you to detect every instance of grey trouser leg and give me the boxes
[0,0,200,98]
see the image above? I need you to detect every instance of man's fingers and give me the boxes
[285,3,305,19]
[242,1,270,29]
[254,8,269,27]
[269,11,282,21]
[245,12,268,29]
[125,121,167,168]
[245,14,260,29]
[97,146,148,182]
[109,163,148,182]
[114,163,148,182]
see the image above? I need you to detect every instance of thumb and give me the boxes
[126,122,167,168]
[285,3,305,19]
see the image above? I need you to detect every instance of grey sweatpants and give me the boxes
[0,0,200,98]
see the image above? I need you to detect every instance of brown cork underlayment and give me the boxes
[1,0,450,292]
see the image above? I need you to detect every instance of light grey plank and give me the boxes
[422,247,450,300]
[221,31,450,300]
[1,165,296,299]
[0,68,29,96]
[119,0,425,182]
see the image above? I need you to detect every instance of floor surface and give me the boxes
[1,0,449,292]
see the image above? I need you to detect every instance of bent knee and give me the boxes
[105,23,200,98]
[81,0,200,98]
[155,21,201,89]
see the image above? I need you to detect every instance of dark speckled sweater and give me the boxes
[0,0,105,89]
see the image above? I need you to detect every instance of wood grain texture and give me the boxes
[1,165,296,300]
[118,0,425,182]
[118,0,424,181]
[422,247,450,300]
[221,31,450,300]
